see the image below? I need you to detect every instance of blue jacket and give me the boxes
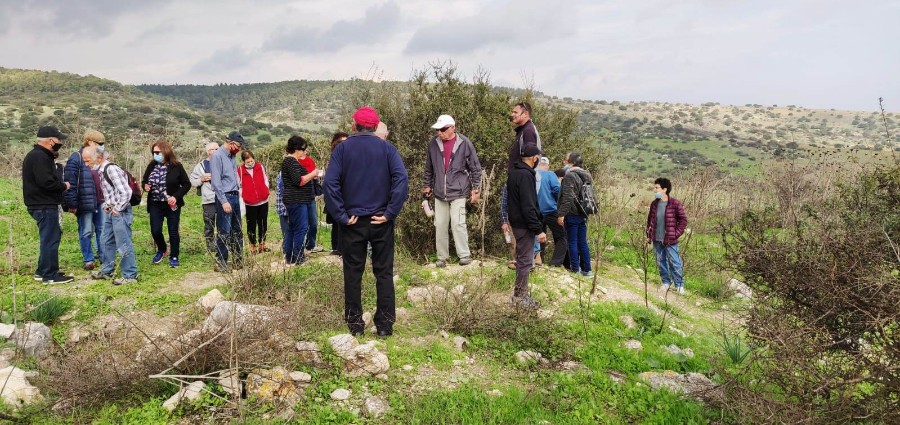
[63,149,98,212]
[535,169,560,215]
[324,131,409,224]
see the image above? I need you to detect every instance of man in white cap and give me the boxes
[423,114,482,267]
[189,141,220,253]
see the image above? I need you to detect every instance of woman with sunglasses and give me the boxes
[141,140,191,268]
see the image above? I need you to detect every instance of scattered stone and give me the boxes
[406,287,430,306]
[375,373,388,381]
[727,278,753,299]
[638,370,718,401]
[619,315,636,329]
[295,341,326,367]
[668,325,687,338]
[486,389,503,397]
[624,340,643,350]
[559,361,588,372]
[218,369,241,396]
[515,350,548,367]
[362,396,390,418]
[362,312,373,330]
[202,301,280,333]
[450,285,465,296]
[198,289,225,310]
[289,371,312,384]
[537,309,554,319]
[328,334,360,358]
[329,334,390,377]
[163,381,205,412]
[662,344,695,358]
[0,349,14,369]
[453,336,468,351]
[395,307,410,325]
[330,388,351,401]
[607,370,627,384]
[402,364,413,372]
[439,330,449,339]
[246,367,303,405]
[0,323,15,339]
[13,322,52,358]
[0,366,43,409]
[66,326,91,344]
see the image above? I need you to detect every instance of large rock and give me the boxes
[662,344,695,358]
[198,289,226,310]
[218,368,242,396]
[362,396,390,418]
[624,340,643,350]
[163,381,205,412]
[515,350,548,367]
[246,366,303,406]
[638,370,717,400]
[13,322,52,358]
[0,323,15,340]
[727,278,753,299]
[619,315,636,330]
[295,341,326,367]
[328,334,389,377]
[330,388,350,401]
[406,285,450,307]
[0,366,43,409]
[202,301,280,333]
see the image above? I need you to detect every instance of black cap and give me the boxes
[37,126,67,140]
[227,131,246,145]
[521,145,541,157]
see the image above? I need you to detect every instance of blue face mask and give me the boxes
[654,192,663,199]
[153,153,164,163]
[96,144,105,154]
[563,165,570,170]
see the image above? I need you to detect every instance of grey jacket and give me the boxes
[189,160,216,205]
[557,167,593,217]
[424,133,482,201]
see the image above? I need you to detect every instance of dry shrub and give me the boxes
[721,164,900,423]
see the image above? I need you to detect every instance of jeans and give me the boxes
[279,215,290,257]
[341,217,396,333]
[540,211,568,266]
[285,203,309,264]
[303,202,318,250]
[94,206,105,262]
[215,192,244,266]
[565,215,591,273]
[29,207,62,279]
[512,227,536,298]
[434,198,470,260]
[148,201,182,258]
[653,241,684,287]
[76,209,97,263]
[245,203,269,246]
[99,206,137,279]
[202,203,217,253]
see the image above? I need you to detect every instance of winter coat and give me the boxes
[63,149,98,212]
[506,160,543,234]
[556,167,593,217]
[141,162,192,208]
[423,133,482,201]
[645,196,688,246]
[22,144,67,209]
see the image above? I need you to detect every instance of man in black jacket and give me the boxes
[23,126,73,284]
[506,144,547,308]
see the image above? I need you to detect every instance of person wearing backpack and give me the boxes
[83,145,138,285]
[556,151,594,277]
[646,177,688,295]
[189,142,220,253]
[142,141,191,268]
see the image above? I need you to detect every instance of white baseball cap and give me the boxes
[431,114,456,129]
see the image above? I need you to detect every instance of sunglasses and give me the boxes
[152,151,161,154]
[437,126,452,133]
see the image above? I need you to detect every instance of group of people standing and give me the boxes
[23,101,689,337]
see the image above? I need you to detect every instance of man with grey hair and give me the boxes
[190,142,220,253]
[83,145,138,285]
[23,126,73,284]
[211,132,245,272]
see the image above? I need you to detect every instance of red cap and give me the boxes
[352,106,380,128]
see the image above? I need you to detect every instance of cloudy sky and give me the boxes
[1,0,897,111]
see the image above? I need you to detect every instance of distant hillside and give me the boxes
[2,68,896,176]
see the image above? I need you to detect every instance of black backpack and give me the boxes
[572,172,598,215]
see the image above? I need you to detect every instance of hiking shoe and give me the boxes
[511,295,540,310]
[308,245,324,253]
[458,257,473,266]
[661,283,671,292]
[435,260,447,268]
[507,261,516,270]
[152,251,167,264]
[113,277,138,286]
[91,271,113,280]
[676,286,686,295]
[330,250,341,256]
[83,261,96,271]
[169,257,179,268]
[43,274,74,285]
[581,271,594,278]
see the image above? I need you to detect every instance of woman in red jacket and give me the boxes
[238,150,270,253]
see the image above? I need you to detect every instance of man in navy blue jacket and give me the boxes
[325,106,409,337]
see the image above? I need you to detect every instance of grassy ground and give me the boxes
[1,176,740,424]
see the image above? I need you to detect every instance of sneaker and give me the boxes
[308,246,324,253]
[91,271,113,280]
[83,261,95,271]
[330,250,341,256]
[152,251,167,264]
[113,277,138,286]
[43,274,74,285]
[169,257,179,268]
[458,257,473,266]
[33,274,43,281]
[676,286,686,295]
[435,260,447,268]
[661,283,671,292]
[507,261,517,270]
[581,271,594,278]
